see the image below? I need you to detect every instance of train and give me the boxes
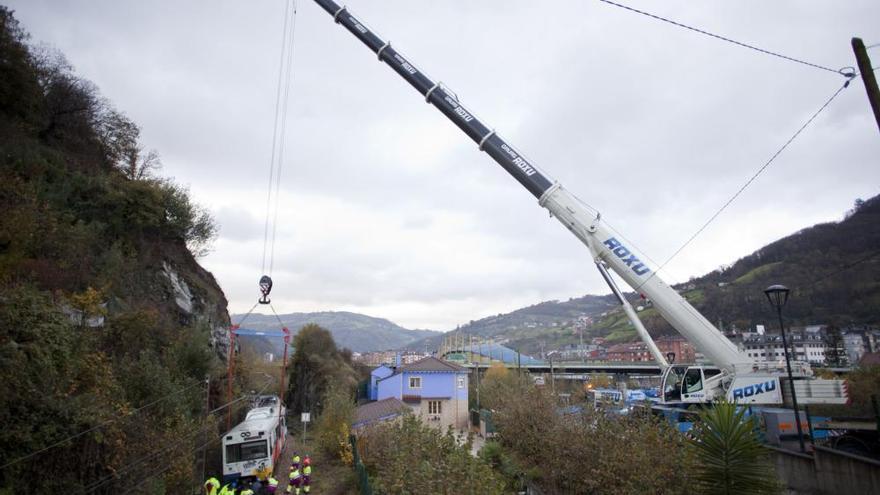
[221,395,288,483]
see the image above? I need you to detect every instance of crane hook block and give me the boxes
[259,275,273,304]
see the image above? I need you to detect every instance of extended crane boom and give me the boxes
[313,0,847,406]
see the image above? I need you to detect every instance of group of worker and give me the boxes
[203,453,313,495]
[204,477,277,495]
[287,452,312,494]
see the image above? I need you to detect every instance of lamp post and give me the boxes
[764,284,806,453]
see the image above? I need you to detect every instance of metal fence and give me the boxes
[349,434,372,495]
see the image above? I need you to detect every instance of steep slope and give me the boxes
[233,311,439,353]
[0,10,229,491]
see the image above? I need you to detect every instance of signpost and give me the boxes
[301,412,310,444]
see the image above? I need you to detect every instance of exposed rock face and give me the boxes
[125,239,232,361]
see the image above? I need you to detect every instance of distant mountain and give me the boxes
[231,311,439,354]
[407,195,880,355]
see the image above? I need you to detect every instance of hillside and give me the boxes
[233,311,439,353]
[0,9,230,492]
[408,196,880,355]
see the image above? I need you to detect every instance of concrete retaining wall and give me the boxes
[767,445,880,494]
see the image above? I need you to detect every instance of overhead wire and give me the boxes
[596,0,846,76]
[0,379,205,472]
[635,79,853,291]
[82,379,274,494]
[802,249,880,290]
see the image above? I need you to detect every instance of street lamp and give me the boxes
[764,284,806,453]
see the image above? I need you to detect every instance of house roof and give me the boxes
[859,352,880,368]
[397,356,467,373]
[353,397,409,427]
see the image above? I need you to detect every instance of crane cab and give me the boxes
[661,365,723,404]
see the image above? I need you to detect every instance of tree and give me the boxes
[287,324,358,414]
[689,400,779,495]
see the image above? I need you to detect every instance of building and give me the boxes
[352,397,408,430]
[375,356,469,430]
[605,336,694,364]
[369,364,394,401]
[606,342,652,362]
[843,332,867,365]
[655,335,696,364]
[741,328,827,365]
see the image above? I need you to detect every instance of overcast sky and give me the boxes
[9,0,879,330]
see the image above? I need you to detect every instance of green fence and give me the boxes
[349,434,372,495]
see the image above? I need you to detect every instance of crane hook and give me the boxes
[259,275,273,304]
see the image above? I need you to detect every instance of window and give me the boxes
[684,368,703,394]
[457,376,465,389]
[225,439,268,463]
[428,400,442,415]
[409,376,421,389]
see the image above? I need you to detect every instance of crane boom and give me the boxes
[314,0,753,373]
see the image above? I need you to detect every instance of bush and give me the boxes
[315,385,355,465]
[358,415,506,495]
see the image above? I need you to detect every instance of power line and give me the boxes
[637,80,852,291]
[82,380,272,494]
[597,0,845,76]
[1,380,205,471]
[803,249,880,290]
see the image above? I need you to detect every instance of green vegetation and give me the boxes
[733,262,783,285]
[286,323,361,415]
[0,8,225,492]
[689,401,780,494]
[357,415,506,494]
[484,372,691,494]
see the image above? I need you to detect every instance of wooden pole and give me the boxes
[852,37,880,134]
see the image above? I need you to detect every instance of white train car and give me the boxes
[222,396,287,482]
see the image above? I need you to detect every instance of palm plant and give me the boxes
[689,400,780,494]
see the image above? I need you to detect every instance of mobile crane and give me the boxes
[311,0,847,406]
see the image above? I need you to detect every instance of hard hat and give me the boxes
[303,457,311,466]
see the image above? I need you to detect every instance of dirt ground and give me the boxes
[274,432,358,495]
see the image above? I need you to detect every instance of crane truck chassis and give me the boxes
[311,0,848,407]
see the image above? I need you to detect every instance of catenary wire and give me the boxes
[0,380,205,471]
[597,0,844,76]
[82,379,273,494]
[636,80,852,292]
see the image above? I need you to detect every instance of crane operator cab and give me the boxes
[661,365,722,404]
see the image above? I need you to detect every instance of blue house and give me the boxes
[369,364,394,401]
[375,356,469,430]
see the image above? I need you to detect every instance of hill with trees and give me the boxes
[234,310,439,353]
[0,8,234,492]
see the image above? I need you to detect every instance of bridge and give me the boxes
[439,340,664,376]
[461,361,664,376]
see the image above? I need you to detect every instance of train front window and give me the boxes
[226,440,268,463]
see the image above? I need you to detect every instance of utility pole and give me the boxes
[200,376,210,488]
[852,38,880,134]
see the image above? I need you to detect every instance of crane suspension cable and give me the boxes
[269,0,300,276]
[261,0,295,275]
